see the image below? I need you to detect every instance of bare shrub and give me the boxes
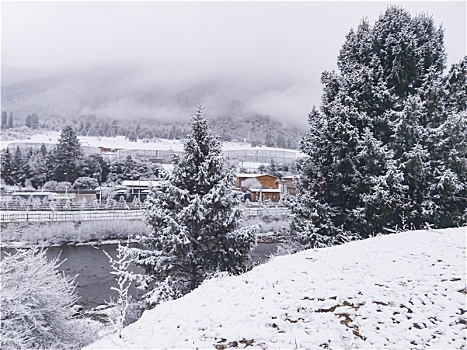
[0,248,101,349]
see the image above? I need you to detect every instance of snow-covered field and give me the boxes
[86,227,466,350]
[0,131,182,151]
[0,130,305,157]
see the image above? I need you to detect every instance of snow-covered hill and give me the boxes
[86,227,466,349]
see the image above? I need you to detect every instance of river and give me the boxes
[2,243,278,310]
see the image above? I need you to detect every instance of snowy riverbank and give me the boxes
[0,219,149,249]
[0,214,289,249]
[86,227,466,350]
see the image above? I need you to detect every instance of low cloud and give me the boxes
[2,61,318,128]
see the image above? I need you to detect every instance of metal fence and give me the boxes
[241,206,291,218]
[0,210,143,223]
[0,206,291,223]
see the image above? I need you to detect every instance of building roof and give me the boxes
[250,188,281,193]
[121,180,162,187]
[236,173,276,179]
[236,173,265,178]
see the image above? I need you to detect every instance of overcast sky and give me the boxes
[1,1,466,125]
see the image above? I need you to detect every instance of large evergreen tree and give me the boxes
[289,6,466,248]
[7,112,13,129]
[49,126,82,183]
[430,56,467,226]
[130,107,257,306]
[10,147,25,186]
[1,148,13,185]
[27,148,49,189]
[25,113,39,129]
[1,111,7,130]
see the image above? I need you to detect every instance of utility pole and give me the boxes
[42,173,46,190]
[138,174,141,209]
[64,172,68,198]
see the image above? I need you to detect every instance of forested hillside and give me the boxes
[1,111,304,149]
[1,63,306,149]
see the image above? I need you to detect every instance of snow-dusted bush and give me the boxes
[72,177,98,190]
[103,240,135,338]
[56,181,72,192]
[42,180,59,191]
[0,248,100,349]
[42,181,72,192]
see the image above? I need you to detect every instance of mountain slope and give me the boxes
[2,63,307,147]
[1,63,309,130]
[86,227,466,349]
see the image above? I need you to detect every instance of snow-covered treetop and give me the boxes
[171,106,229,195]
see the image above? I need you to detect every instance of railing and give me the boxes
[0,205,291,223]
[0,202,144,212]
[0,210,144,223]
[241,206,291,218]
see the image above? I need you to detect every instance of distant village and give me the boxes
[1,139,302,210]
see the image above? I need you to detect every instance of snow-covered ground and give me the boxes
[0,131,183,151]
[0,130,305,157]
[86,227,466,350]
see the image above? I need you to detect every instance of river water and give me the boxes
[2,243,278,310]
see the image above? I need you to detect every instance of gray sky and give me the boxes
[1,1,466,125]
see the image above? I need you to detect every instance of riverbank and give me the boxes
[0,214,290,248]
[1,217,289,310]
[0,219,150,248]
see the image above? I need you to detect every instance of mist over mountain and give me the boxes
[1,62,314,129]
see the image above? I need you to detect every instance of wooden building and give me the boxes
[249,188,282,202]
[235,174,278,190]
[278,175,298,195]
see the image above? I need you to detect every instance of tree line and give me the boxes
[71,113,302,148]
[1,111,14,129]
[2,109,303,150]
[0,126,161,190]
[1,111,40,130]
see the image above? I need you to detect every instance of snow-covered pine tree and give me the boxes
[428,56,467,227]
[7,112,13,129]
[130,106,257,306]
[40,143,48,157]
[380,7,461,229]
[10,147,25,186]
[123,155,137,179]
[287,104,354,250]
[1,111,7,130]
[1,148,12,185]
[289,6,465,248]
[50,126,82,183]
[445,57,467,111]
